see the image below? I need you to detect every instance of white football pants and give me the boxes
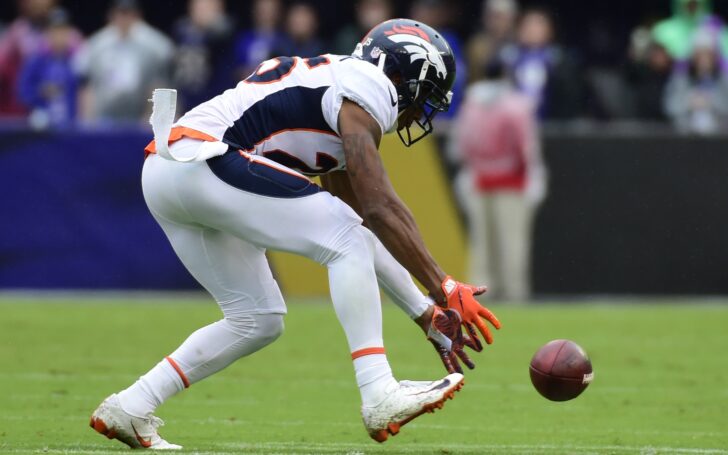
[137,145,428,390]
[115,135,434,418]
[142,147,380,354]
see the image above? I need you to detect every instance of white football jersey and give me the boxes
[175,54,399,175]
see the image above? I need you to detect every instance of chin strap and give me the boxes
[376,53,387,71]
[414,60,431,100]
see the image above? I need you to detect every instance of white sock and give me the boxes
[353,353,397,407]
[116,314,284,418]
[117,358,185,418]
[322,226,398,407]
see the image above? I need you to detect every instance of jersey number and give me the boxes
[263,150,338,175]
[245,56,331,84]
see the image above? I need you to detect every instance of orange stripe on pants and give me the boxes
[165,356,190,388]
[351,347,386,360]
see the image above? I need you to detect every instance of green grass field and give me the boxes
[0,296,727,454]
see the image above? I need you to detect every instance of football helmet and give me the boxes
[353,18,456,146]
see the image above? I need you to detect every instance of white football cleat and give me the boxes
[362,373,464,442]
[89,394,182,450]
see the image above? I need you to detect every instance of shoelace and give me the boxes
[148,415,165,430]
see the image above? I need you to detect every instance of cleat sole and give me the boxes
[373,429,389,442]
[89,416,133,448]
[88,396,181,450]
[89,417,117,440]
[369,378,464,443]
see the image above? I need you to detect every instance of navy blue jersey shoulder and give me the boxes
[222,86,335,150]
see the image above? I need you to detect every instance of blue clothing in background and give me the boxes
[19,51,78,125]
[234,30,287,77]
[500,44,563,118]
[439,29,467,119]
[271,36,325,59]
[173,16,236,110]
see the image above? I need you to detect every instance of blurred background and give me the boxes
[1,0,727,299]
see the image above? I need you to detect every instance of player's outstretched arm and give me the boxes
[322,170,478,373]
[321,170,430,319]
[337,99,501,346]
[322,170,481,373]
[337,99,446,300]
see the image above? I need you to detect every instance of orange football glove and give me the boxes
[439,276,501,345]
[427,306,483,374]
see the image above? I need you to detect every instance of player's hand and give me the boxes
[439,276,501,345]
[426,306,483,374]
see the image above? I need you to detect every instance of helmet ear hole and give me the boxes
[407,80,418,96]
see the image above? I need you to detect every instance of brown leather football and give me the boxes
[529,339,594,401]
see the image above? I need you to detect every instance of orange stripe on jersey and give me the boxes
[144,126,219,156]
[242,128,339,153]
[165,356,190,388]
[351,347,386,360]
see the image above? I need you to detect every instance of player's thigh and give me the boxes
[188,153,363,263]
[151,214,286,316]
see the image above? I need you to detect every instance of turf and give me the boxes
[0,296,726,454]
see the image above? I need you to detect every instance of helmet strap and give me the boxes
[377,53,387,71]
[414,60,431,100]
[418,60,431,81]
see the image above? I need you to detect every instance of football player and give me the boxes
[89,18,500,449]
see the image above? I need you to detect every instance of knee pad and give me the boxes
[251,313,285,346]
[225,313,284,342]
[172,314,285,384]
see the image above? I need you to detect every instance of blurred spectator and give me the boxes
[273,2,324,58]
[74,0,174,123]
[410,0,466,118]
[623,27,672,120]
[652,0,728,61]
[466,0,518,83]
[0,0,64,117]
[18,7,81,128]
[332,0,392,55]
[499,8,582,119]
[234,0,285,78]
[664,29,728,134]
[173,0,235,110]
[452,62,545,302]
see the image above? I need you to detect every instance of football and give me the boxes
[529,339,594,401]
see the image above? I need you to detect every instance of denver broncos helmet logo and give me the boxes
[383,24,448,80]
[384,24,431,42]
